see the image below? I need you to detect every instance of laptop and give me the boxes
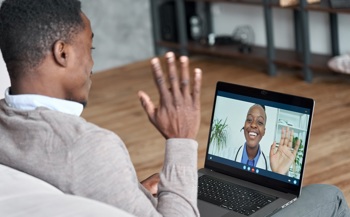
[198,81,314,217]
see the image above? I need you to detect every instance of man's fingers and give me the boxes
[192,68,202,109]
[180,56,190,96]
[138,91,155,122]
[165,52,181,103]
[151,57,170,104]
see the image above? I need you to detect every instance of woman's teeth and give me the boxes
[249,132,257,137]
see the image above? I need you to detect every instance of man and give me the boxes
[0,0,201,216]
[0,0,349,217]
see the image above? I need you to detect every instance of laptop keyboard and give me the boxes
[198,175,277,216]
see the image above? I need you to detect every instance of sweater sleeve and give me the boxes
[157,139,200,216]
[70,129,199,217]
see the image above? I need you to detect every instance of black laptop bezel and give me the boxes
[204,81,314,196]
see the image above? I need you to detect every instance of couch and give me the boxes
[0,164,135,217]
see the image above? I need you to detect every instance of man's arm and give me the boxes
[71,52,202,216]
[137,52,202,216]
[71,130,199,217]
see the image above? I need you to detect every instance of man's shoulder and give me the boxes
[36,107,122,146]
[37,107,99,129]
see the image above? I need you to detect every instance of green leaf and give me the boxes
[210,117,229,152]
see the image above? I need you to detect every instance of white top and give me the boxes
[4,88,83,116]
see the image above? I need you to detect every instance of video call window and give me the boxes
[208,96,309,180]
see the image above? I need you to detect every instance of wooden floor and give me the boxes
[82,55,350,204]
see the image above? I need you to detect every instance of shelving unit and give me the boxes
[150,0,350,82]
[274,109,308,142]
[299,0,350,81]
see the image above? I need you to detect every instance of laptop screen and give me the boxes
[205,82,314,195]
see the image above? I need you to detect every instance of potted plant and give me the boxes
[209,117,229,153]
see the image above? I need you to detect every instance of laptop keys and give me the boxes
[198,175,277,216]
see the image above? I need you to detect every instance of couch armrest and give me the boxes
[0,164,63,199]
[0,164,135,217]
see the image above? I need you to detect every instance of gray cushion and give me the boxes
[0,164,135,217]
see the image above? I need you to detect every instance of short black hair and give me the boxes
[0,0,84,77]
[257,104,265,111]
[252,104,267,124]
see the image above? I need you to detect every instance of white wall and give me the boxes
[0,51,10,99]
[0,0,154,73]
[211,3,350,54]
[82,0,153,72]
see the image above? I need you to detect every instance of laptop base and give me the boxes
[198,168,296,217]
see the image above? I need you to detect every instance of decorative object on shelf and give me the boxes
[232,25,255,54]
[328,53,350,74]
[279,0,298,7]
[189,16,202,41]
[209,118,229,152]
[207,33,215,46]
[279,0,320,7]
[205,34,241,46]
[278,119,294,126]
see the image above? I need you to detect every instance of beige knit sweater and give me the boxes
[0,99,199,217]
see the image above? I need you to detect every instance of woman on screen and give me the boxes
[234,104,300,175]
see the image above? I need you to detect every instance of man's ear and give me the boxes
[53,40,68,67]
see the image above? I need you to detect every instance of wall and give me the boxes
[0,0,154,73]
[0,0,9,98]
[82,0,154,72]
[1,0,154,97]
[211,2,350,54]
[0,51,10,99]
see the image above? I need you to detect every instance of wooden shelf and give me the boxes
[273,49,304,68]
[268,1,350,12]
[305,3,350,13]
[186,0,300,9]
[158,40,299,68]
[187,42,268,62]
[185,0,263,6]
[269,1,299,9]
[158,40,268,62]
[309,53,332,72]
[157,41,182,50]
[158,40,333,72]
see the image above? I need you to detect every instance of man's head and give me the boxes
[0,0,94,106]
[243,104,267,149]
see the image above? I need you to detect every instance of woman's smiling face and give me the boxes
[244,105,266,149]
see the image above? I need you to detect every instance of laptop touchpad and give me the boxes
[198,200,229,217]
